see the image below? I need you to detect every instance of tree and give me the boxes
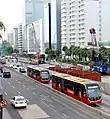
[13,49,19,53]
[62,46,68,52]
[45,48,50,55]
[62,46,68,59]
[0,21,5,39]
[1,41,13,55]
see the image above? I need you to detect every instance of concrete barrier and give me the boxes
[5,66,110,119]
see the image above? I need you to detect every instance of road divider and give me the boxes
[5,65,110,119]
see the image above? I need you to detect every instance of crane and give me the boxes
[89,28,108,74]
[31,23,40,63]
[31,23,45,64]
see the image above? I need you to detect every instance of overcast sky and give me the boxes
[0,0,24,32]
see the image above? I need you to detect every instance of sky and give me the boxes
[0,0,24,32]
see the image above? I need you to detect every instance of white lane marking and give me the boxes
[8,82,10,84]
[18,91,21,94]
[40,100,57,112]
[49,104,55,109]
[5,92,7,96]
[22,85,25,88]
[18,104,49,119]
[12,85,15,88]
[40,98,43,101]
[33,92,36,95]
[26,99,29,103]
[62,113,70,119]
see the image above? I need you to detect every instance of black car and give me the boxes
[3,71,11,78]
[19,67,26,73]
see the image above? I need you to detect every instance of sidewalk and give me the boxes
[3,109,11,119]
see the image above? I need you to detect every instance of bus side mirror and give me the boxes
[100,87,104,93]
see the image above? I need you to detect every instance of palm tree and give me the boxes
[107,48,110,63]
[81,48,90,61]
[0,21,5,39]
[62,46,68,59]
[69,45,75,59]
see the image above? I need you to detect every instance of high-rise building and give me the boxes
[18,23,23,52]
[27,19,44,54]
[24,0,47,51]
[51,0,61,51]
[25,0,45,25]
[7,31,14,48]
[61,0,100,49]
[44,2,51,50]
[13,28,18,49]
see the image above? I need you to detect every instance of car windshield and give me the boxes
[86,84,101,98]
[40,71,49,79]
[20,68,25,70]
[16,98,25,101]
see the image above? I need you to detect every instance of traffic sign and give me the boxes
[0,100,8,108]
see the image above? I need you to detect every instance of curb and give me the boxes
[5,65,110,119]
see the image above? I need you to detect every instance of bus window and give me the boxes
[86,84,101,101]
[40,71,49,79]
[33,69,40,76]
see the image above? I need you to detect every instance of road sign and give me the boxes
[0,100,8,108]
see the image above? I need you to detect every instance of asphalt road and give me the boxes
[0,67,95,119]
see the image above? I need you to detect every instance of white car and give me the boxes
[9,64,13,68]
[13,65,18,69]
[10,96,27,108]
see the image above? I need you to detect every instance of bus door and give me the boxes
[74,84,88,103]
[65,83,74,98]
[32,69,36,79]
[73,84,82,100]
[27,68,32,77]
[52,75,57,89]
[52,76,62,91]
[34,70,40,81]
[56,77,62,92]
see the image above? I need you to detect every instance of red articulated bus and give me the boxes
[51,73,102,105]
[27,66,50,83]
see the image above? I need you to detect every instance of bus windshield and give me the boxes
[40,71,49,79]
[86,84,101,99]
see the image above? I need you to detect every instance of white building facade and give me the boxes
[27,19,44,54]
[13,28,18,49]
[18,24,23,52]
[7,31,14,48]
[44,2,50,49]
[24,0,47,51]
[51,0,61,51]
[61,0,100,49]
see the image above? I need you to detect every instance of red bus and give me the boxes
[51,73,102,105]
[27,66,50,83]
